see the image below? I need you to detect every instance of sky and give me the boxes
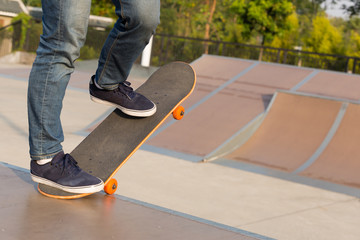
[322,0,353,18]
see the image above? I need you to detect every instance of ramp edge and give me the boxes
[203,92,280,162]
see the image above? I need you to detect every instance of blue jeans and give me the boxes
[28,0,160,160]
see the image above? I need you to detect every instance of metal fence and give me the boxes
[0,19,41,57]
[1,19,359,74]
[152,34,360,74]
[0,20,18,57]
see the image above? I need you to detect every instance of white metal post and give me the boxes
[141,35,153,68]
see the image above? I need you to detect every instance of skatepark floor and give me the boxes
[1,61,359,240]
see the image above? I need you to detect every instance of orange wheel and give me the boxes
[104,178,118,195]
[173,106,185,120]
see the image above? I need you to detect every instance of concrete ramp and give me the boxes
[225,91,342,171]
[146,55,360,161]
[0,163,264,240]
[148,55,313,156]
[300,103,360,188]
[221,91,360,188]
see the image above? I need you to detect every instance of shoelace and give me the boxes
[117,81,136,99]
[55,154,81,176]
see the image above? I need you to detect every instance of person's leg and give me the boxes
[28,0,103,193]
[95,0,160,89]
[89,0,160,117]
[28,0,91,160]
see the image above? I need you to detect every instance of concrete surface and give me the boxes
[1,57,360,240]
[226,91,343,172]
[0,164,260,240]
[223,91,360,188]
[301,101,360,188]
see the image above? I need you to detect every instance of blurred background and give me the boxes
[0,0,359,73]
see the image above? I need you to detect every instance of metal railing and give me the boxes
[152,33,360,74]
[0,19,39,56]
[0,20,21,57]
[1,19,359,74]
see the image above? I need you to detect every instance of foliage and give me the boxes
[230,0,295,45]
[23,0,116,17]
[10,13,32,50]
[348,31,360,57]
[159,0,235,40]
[82,27,109,58]
[14,0,360,61]
[342,0,360,17]
[303,15,344,55]
[346,16,360,33]
[80,45,97,60]
[269,12,300,49]
[90,0,116,18]
[23,0,41,7]
[291,0,328,17]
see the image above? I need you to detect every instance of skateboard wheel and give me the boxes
[173,106,185,120]
[104,178,118,195]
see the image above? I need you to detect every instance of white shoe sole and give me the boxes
[31,174,104,194]
[90,96,157,117]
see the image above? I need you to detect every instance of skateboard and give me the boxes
[38,62,196,199]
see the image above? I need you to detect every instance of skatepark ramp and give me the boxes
[209,91,360,188]
[0,163,267,240]
[145,55,360,189]
[147,55,360,160]
[147,54,315,157]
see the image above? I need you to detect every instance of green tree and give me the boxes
[230,0,295,46]
[270,12,300,49]
[203,0,217,53]
[90,0,116,18]
[343,0,360,17]
[22,0,41,7]
[348,16,360,30]
[348,31,360,57]
[341,15,360,57]
[23,0,116,18]
[303,15,344,55]
[158,1,242,45]
[11,13,32,50]
[157,0,194,36]
[292,0,327,17]
[19,0,359,61]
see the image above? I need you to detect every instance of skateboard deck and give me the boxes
[38,62,196,199]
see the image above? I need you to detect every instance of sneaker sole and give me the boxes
[90,96,157,117]
[31,174,104,194]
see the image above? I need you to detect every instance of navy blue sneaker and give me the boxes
[30,151,104,194]
[89,76,156,117]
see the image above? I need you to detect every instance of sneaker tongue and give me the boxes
[119,82,136,99]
